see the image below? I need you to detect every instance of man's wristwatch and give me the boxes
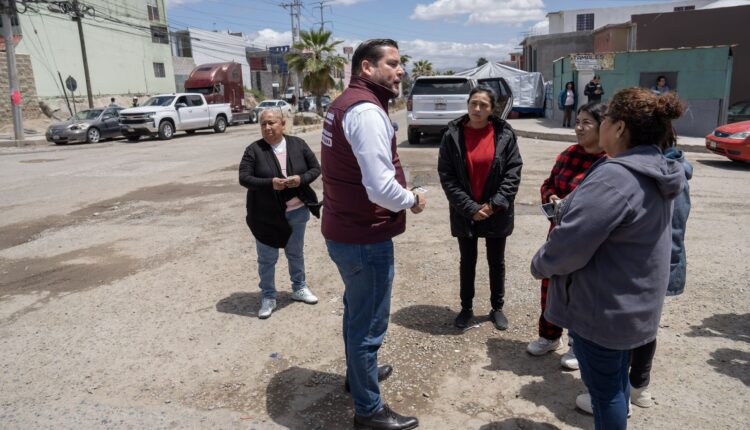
[411,192,420,209]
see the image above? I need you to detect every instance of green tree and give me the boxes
[400,54,412,96]
[476,57,488,67]
[444,70,455,75]
[285,29,346,116]
[412,59,434,79]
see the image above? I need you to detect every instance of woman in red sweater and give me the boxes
[438,86,523,330]
[526,102,606,367]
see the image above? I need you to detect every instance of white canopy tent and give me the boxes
[456,62,545,113]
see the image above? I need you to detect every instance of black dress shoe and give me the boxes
[454,308,473,329]
[354,403,419,430]
[489,308,508,330]
[345,364,394,392]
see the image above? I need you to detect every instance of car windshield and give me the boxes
[258,101,276,107]
[143,96,175,107]
[411,79,472,95]
[187,87,213,95]
[72,109,103,120]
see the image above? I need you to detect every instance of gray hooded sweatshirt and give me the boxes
[531,144,686,350]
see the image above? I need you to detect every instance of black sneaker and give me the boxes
[454,308,473,329]
[353,403,419,430]
[489,309,508,330]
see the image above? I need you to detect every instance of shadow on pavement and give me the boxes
[391,304,488,335]
[485,338,591,429]
[695,158,750,170]
[215,291,294,318]
[685,313,750,343]
[479,418,562,429]
[707,348,750,387]
[266,366,353,430]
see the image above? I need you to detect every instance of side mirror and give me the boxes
[176,103,188,109]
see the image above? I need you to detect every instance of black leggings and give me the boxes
[457,236,506,311]
[630,339,657,388]
[563,105,574,127]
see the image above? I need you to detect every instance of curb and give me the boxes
[515,129,707,154]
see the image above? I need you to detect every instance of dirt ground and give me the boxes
[0,110,748,429]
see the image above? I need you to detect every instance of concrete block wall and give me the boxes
[0,53,43,124]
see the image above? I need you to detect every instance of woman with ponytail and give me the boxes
[531,88,687,429]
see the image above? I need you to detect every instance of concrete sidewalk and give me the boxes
[508,117,708,153]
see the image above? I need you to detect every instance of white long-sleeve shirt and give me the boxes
[342,102,416,213]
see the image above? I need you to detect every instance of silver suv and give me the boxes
[406,76,513,145]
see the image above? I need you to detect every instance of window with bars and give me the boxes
[576,13,594,31]
[147,0,160,21]
[151,25,168,44]
[674,6,695,11]
[153,62,166,78]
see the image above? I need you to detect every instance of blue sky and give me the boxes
[165,0,691,71]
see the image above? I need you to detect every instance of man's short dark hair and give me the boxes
[351,39,399,76]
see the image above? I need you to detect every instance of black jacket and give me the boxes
[584,81,604,102]
[239,135,321,248]
[437,115,523,238]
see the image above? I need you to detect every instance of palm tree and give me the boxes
[412,59,434,79]
[400,54,412,96]
[285,29,346,116]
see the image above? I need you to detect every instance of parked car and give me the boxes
[705,119,750,163]
[728,100,750,124]
[302,95,331,113]
[406,75,513,145]
[118,93,232,142]
[250,99,293,123]
[46,107,123,144]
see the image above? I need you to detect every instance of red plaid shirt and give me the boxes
[540,144,605,203]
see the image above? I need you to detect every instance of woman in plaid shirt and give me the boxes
[527,102,606,367]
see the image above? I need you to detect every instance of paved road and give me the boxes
[1,110,748,429]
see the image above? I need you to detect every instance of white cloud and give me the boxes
[245,28,293,49]
[529,19,548,35]
[411,0,546,24]
[399,39,518,72]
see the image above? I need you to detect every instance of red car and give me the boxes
[705,120,750,162]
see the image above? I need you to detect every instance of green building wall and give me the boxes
[553,46,733,136]
[16,0,175,99]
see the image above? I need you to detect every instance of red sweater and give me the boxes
[463,122,495,202]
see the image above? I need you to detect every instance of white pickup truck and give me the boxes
[118,93,232,141]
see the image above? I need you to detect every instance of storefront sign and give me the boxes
[571,53,615,71]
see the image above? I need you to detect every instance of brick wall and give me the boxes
[0,53,42,125]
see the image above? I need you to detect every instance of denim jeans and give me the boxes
[571,332,630,430]
[256,206,310,299]
[326,239,394,417]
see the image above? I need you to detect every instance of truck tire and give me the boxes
[250,111,258,124]
[86,127,101,144]
[158,120,174,140]
[213,115,227,133]
[408,126,421,145]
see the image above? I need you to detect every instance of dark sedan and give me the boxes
[46,107,123,144]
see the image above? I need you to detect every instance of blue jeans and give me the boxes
[571,332,631,430]
[326,239,394,417]
[256,207,310,299]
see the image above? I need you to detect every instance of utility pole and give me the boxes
[280,0,303,100]
[1,0,23,145]
[71,0,93,108]
[313,1,332,32]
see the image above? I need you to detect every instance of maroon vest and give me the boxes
[321,76,407,244]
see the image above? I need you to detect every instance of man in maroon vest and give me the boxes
[322,39,426,430]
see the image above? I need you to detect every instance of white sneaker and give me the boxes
[258,298,277,319]
[560,347,579,370]
[527,337,562,356]
[631,385,654,408]
[576,393,632,417]
[291,287,318,304]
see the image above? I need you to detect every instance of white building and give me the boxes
[172,28,255,89]
[547,0,714,33]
